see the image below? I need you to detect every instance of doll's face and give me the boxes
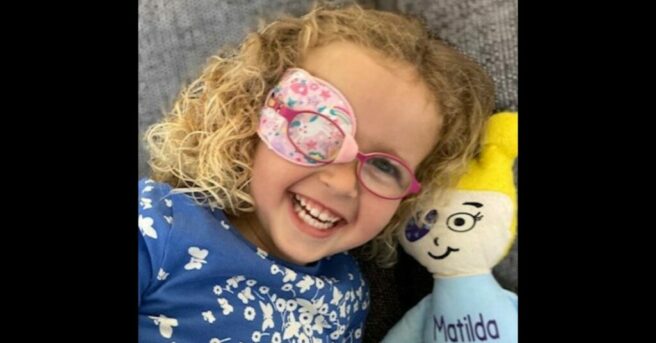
[400,190,513,277]
[235,41,442,265]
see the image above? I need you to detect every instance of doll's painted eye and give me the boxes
[405,210,437,242]
[446,212,482,232]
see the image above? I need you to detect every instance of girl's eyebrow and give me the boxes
[463,202,483,208]
[363,145,406,163]
[359,138,402,157]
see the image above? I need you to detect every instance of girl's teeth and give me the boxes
[294,194,342,223]
[294,204,334,230]
[294,203,335,230]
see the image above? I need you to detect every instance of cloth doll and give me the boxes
[383,112,518,343]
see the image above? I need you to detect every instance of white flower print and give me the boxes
[275,298,286,313]
[244,306,256,321]
[184,247,209,270]
[330,330,340,340]
[217,298,234,315]
[142,185,153,192]
[319,303,329,315]
[299,312,313,326]
[144,179,154,184]
[286,299,298,312]
[202,310,216,323]
[148,314,178,339]
[270,264,281,275]
[157,268,169,281]
[140,197,153,209]
[283,268,297,282]
[138,215,157,239]
[296,275,315,293]
[303,324,315,339]
[348,273,354,281]
[164,198,172,207]
[163,216,173,224]
[191,259,367,342]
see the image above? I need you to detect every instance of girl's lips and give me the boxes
[288,192,346,239]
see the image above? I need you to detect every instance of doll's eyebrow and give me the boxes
[463,202,483,208]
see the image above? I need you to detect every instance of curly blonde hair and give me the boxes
[144,2,494,267]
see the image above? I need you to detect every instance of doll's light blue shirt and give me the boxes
[383,273,517,343]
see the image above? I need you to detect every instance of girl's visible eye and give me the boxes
[369,157,400,178]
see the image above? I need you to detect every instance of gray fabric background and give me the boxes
[138,0,517,340]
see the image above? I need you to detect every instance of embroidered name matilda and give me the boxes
[434,313,500,342]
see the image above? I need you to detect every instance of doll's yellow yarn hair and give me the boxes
[457,112,518,253]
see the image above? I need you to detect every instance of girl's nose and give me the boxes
[318,161,359,198]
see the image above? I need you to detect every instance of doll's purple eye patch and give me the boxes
[405,209,437,242]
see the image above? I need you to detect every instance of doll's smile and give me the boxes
[428,247,460,260]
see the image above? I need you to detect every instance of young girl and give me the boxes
[139,3,494,342]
